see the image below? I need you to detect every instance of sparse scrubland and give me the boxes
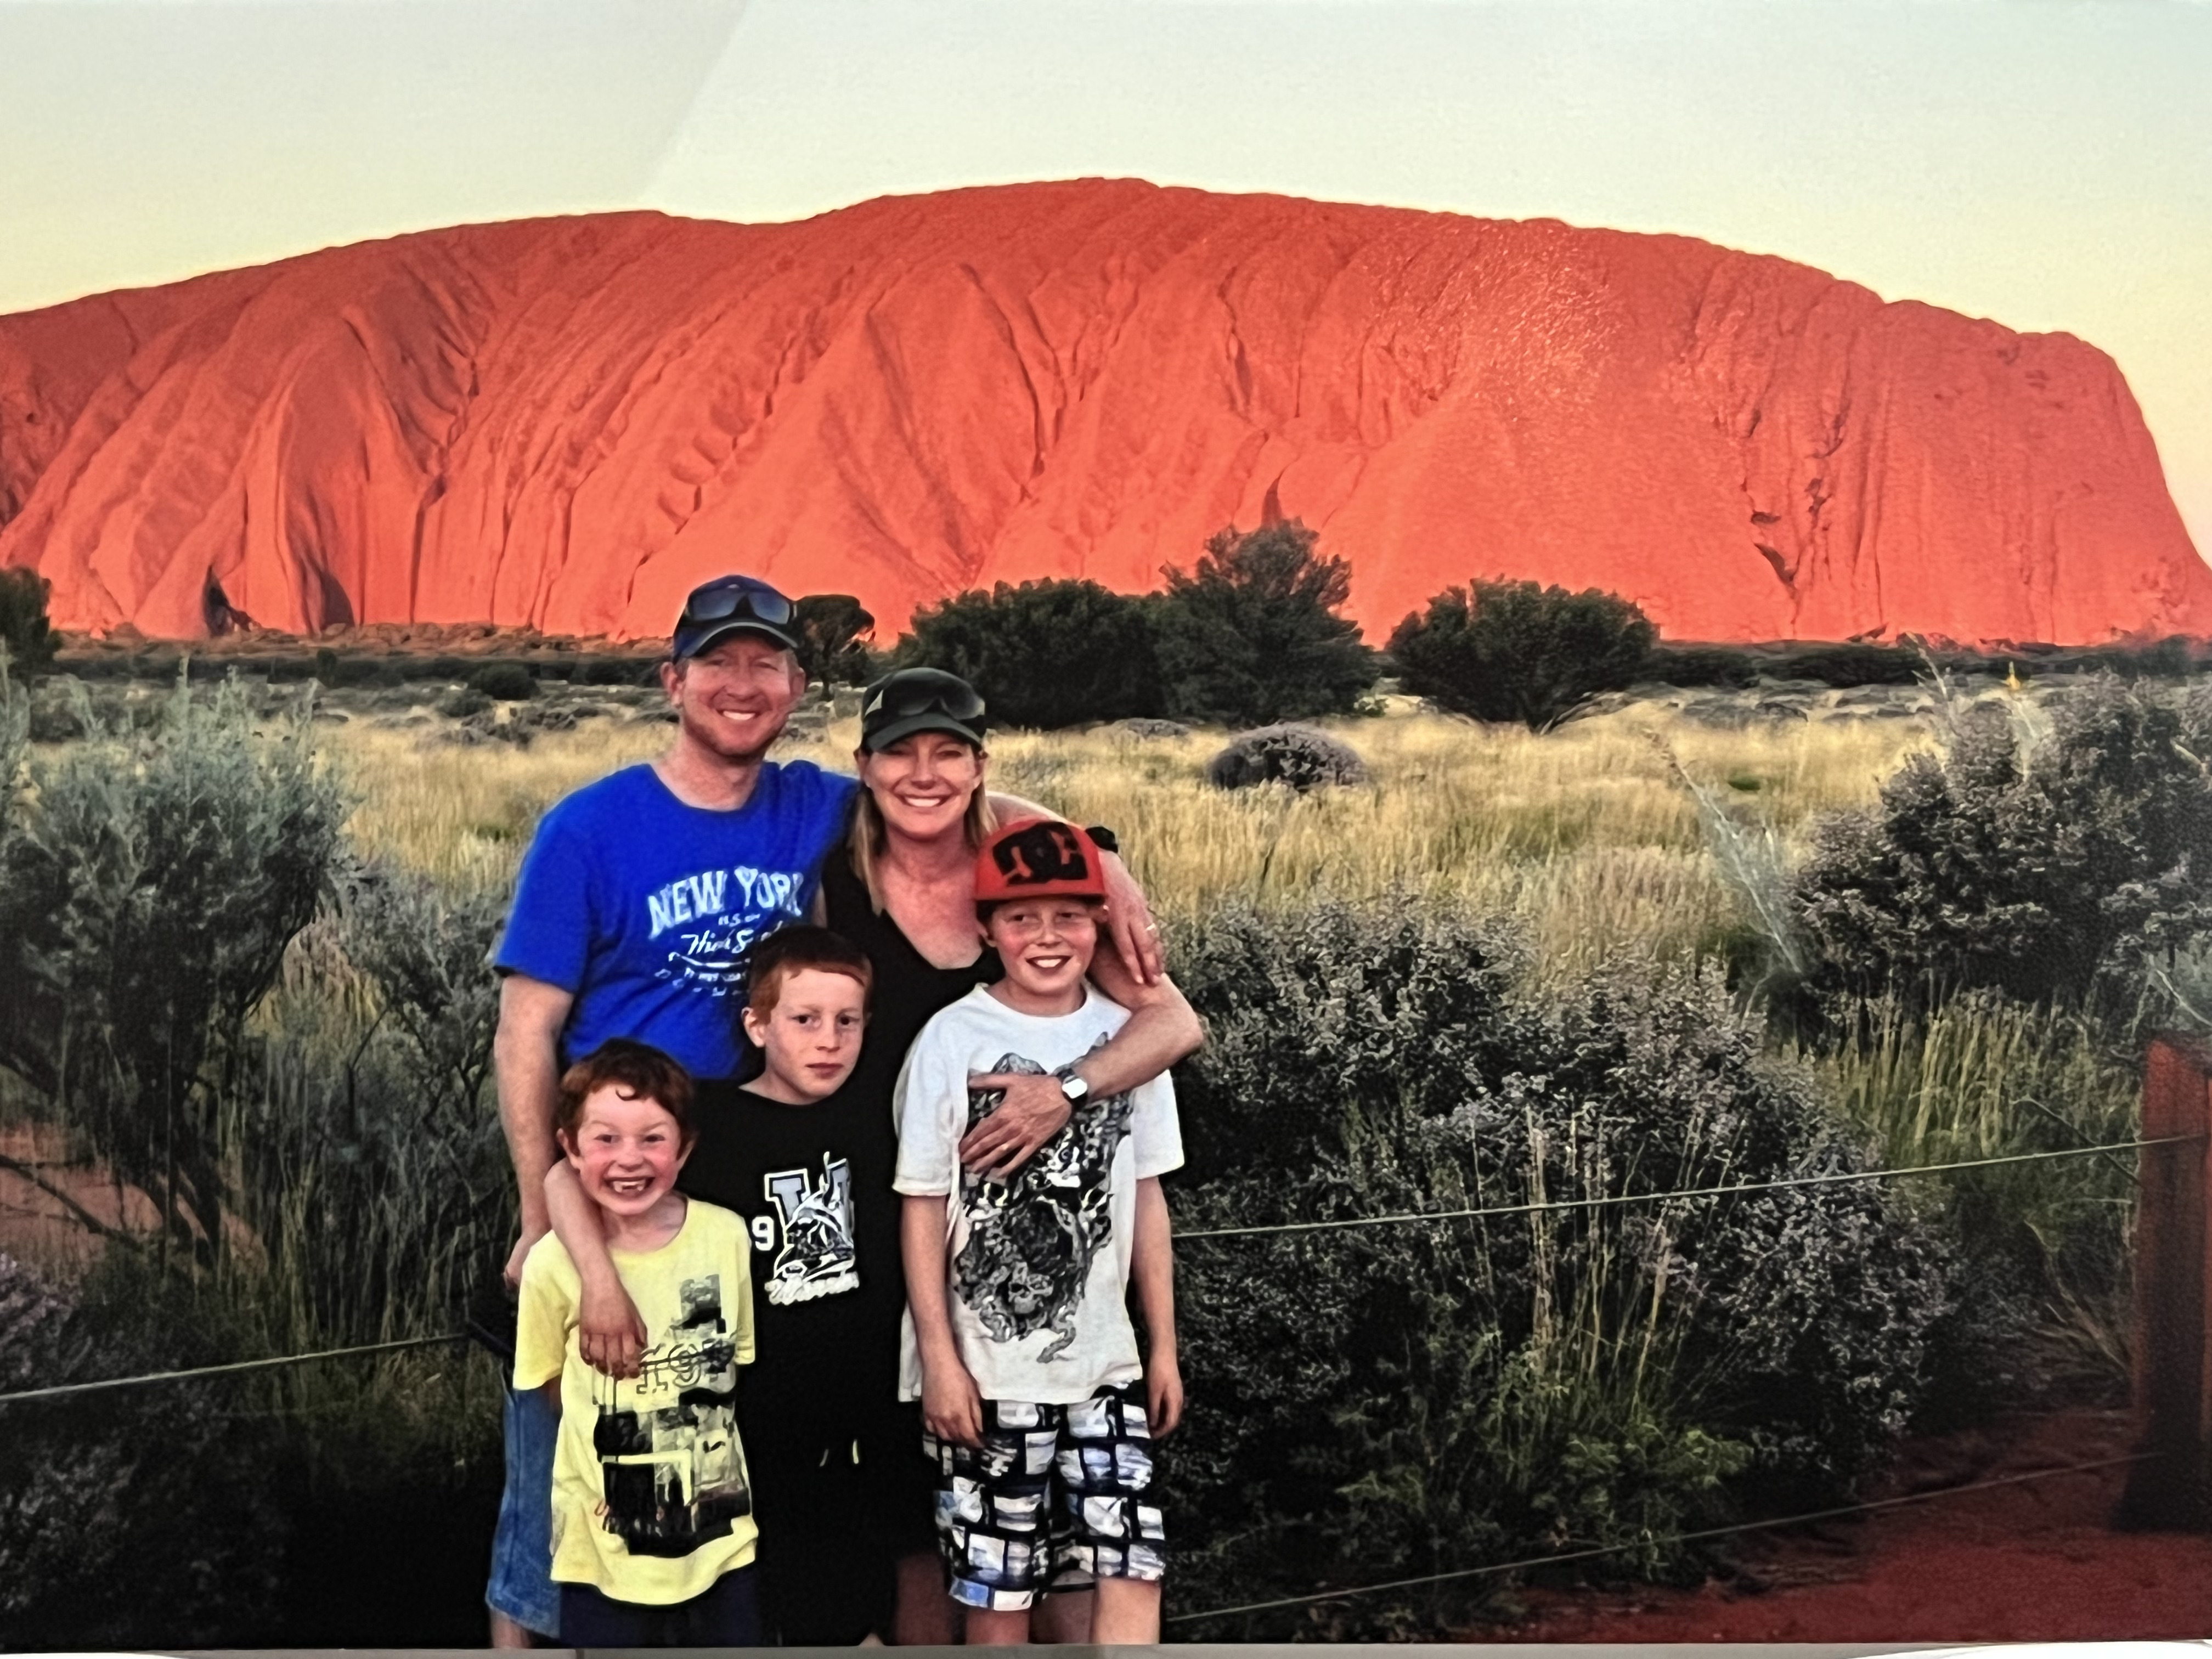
[1,653,2200,1642]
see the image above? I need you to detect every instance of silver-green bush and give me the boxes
[0,672,347,1259]
[1205,723,1370,793]
[0,1251,287,1645]
[1791,675,2212,1015]
[1166,902,1954,1637]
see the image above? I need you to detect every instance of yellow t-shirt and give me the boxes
[515,1199,758,1605]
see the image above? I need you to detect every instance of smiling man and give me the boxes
[484,573,854,1645]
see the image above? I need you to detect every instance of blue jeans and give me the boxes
[559,1566,762,1646]
[486,1381,561,1637]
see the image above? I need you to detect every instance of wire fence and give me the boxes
[1177,1134,2191,1240]
[1,1133,2187,1409]
[0,1128,2185,1636]
[1165,1451,2157,1627]
[0,1331,471,1407]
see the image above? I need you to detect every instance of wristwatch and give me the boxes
[1054,1065,1091,1105]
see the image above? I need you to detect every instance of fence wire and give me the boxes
[1165,1451,2157,1626]
[2,1133,2190,1408]
[1178,1133,2194,1242]
[0,1131,2187,1639]
[0,1331,469,1407]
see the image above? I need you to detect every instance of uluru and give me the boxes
[2,178,2206,647]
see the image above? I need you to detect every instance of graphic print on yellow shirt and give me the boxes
[594,1272,747,1556]
[515,1203,758,1604]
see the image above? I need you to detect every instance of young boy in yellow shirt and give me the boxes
[513,1039,760,1645]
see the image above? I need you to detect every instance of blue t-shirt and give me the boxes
[495,761,857,1080]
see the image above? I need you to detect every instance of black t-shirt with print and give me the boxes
[680,1076,901,1429]
[685,840,1001,1433]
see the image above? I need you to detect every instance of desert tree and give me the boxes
[1154,520,1375,726]
[794,592,879,686]
[0,567,60,678]
[1388,578,1655,731]
[901,578,1164,728]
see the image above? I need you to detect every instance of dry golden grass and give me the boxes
[328,701,1929,979]
[987,709,1927,979]
[336,715,668,887]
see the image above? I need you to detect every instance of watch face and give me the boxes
[1059,1073,1090,1103]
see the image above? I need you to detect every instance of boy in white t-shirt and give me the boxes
[895,819,1185,1646]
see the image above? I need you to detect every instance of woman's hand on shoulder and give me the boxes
[957,1073,1073,1178]
[1098,852,1164,984]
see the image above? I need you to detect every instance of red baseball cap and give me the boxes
[974,819,1108,905]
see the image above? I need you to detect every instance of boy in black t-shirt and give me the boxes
[680,926,932,1645]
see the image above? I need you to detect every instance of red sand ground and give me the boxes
[1500,1409,2212,1642]
[0,1119,157,1276]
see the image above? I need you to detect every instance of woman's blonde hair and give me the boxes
[848,747,998,912]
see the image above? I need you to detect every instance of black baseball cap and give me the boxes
[859,668,989,753]
[672,574,802,659]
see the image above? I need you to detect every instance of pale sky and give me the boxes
[4,0,2208,555]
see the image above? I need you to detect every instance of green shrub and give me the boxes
[23,679,173,741]
[1791,675,2212,1015]
[1810,989,2135,1398]
[2074,636,2200,680]
[1646,645,1760,690]
[1154,521,1376,727]
[0,567,60,677]
[1205,723,1369,793]
[1769,642,1920,687]
[569,654,661,687]
[793,593,878,686]
[902,577,1165,729]
[221,860,514,1352]
[465,661,537,702]
[0,657,25,845]
[25,679,88,743]
[55,652,120,680]
[311,646,382,688]
[1167,902,1953,1636]
[0,1252,288,1645]
[0,696,518,1647]
[0,672,346,1257]
[438,687,494,719]
[1386,579,1656,731]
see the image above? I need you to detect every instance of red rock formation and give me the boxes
[3,180,2205,645]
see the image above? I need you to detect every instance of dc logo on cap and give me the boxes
[993,821,1090,887]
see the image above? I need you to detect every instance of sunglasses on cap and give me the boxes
[860,669,989,749]
[673,575,800,657]
[680,575,795,628]
[867,674,985,723]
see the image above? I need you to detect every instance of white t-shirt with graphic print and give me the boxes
[893,982,1183,1406]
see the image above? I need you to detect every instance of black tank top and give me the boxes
[820,833,1003,1116]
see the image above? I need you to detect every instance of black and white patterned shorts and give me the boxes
[923,1383,1166,1611]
